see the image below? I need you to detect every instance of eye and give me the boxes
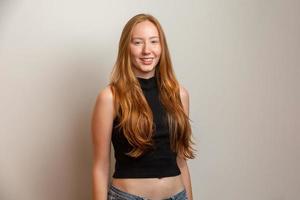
[151,40,160,44]
[132,40,143,45]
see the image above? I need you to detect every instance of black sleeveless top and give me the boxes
[111,76,181,178]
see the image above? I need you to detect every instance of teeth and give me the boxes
[141,58,153,61]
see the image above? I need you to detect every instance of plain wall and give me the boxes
[0,0,299,199]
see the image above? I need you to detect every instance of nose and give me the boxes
[142,42,151,54]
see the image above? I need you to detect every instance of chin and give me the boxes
[138,64,156,72]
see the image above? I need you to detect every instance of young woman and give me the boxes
[91,13,196,200]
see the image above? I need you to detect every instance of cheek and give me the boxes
[130,50,140,59]
[130,45,141,57]
[154,45,162,55]
[154,47,162,58]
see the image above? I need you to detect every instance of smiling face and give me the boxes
[129,20,162,79]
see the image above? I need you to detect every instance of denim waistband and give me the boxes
[108,184,187,200]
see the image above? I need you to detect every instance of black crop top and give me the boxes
[111,76,181,178]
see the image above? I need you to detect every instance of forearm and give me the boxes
[178,158,193,200]
[92,167,110,200]
[181,163,193,200]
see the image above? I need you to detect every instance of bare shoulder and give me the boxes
[179,84,189,101]
[97,85,113,103]
[179,84,190,115]
[93,85,116,122]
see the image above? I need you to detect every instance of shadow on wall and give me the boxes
[40,54,109,200]
[37,49,110,200]
[0,28,111,199]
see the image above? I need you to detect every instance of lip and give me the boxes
[140,57,154,65]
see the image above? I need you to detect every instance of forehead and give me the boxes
[131,20,159,38]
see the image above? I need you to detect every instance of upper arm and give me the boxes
[179,85,190,117]
[177,85,190,163]
[91,85,115,168]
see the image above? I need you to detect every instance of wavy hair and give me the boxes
[109,13,196,159]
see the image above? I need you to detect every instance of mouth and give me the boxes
[140,57,154,65]
[140,57,154,61]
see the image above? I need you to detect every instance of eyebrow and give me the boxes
[132,36,159,40]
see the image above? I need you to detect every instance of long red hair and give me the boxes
[109,13,196,159]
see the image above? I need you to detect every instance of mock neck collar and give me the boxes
[137,75,157,90]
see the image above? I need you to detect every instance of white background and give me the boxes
[0,0,299,199]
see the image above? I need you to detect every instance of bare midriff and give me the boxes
[111,174,184,199]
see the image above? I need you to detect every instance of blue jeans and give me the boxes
[108,184,188,200]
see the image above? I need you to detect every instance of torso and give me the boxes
[110,77,185,199]
[112,175,185,199]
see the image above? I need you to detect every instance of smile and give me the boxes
[140,58,154,65]
[140,58,154,61]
